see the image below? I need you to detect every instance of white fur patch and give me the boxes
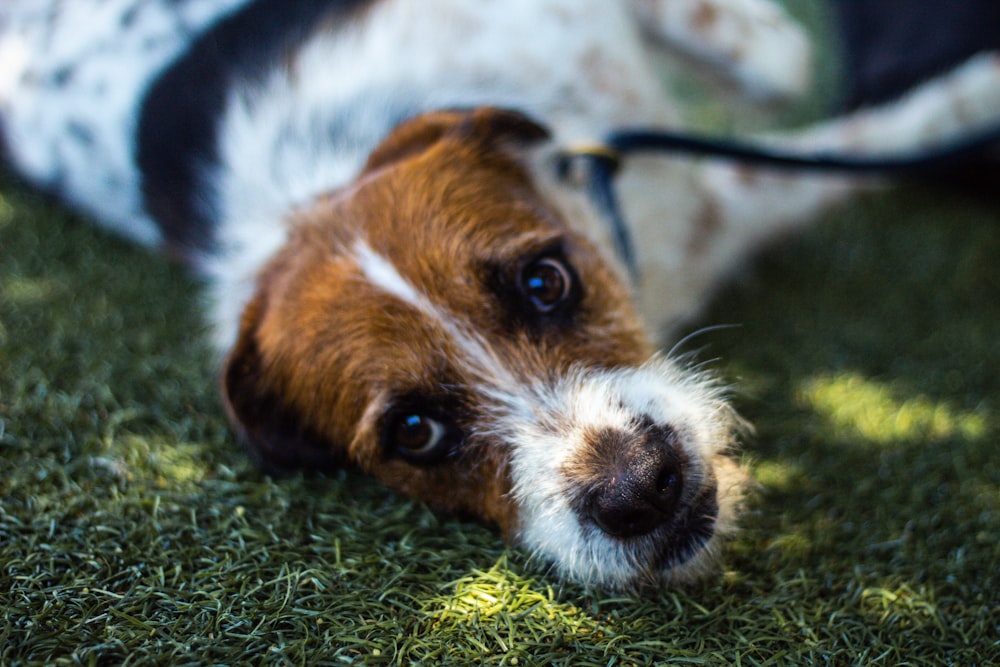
[0,0,247,245]
[353,240,424,308]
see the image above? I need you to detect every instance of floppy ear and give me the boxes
[221,294,345,474]
[362,107,551,173]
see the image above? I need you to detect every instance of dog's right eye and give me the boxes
[385,410,457,463]
[520,256,574,313]
[484,246,582,330]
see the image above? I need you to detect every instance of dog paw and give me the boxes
[632,0,812,101]
[877,50,1000,144]
[936,51,1000,129]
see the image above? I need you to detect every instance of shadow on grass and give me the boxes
[700,185,1000,611]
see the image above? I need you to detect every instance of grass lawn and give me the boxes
[2,8,999,667]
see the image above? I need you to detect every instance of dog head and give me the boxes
[221,107,746,589]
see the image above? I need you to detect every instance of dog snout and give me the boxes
[585,428,685,539]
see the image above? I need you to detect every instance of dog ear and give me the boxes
[363,107,551,173]
[220,294,345,474]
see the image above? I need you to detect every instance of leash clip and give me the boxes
[555,143,622,188]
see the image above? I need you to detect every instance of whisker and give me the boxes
[665,323,742,359]
[688,355,724,374]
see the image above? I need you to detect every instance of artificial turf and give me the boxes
[2,10,999,667]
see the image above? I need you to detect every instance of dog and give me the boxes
[2,0,999,590]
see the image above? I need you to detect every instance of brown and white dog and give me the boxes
[2,0,999,589]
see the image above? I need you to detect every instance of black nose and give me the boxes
[586,437,684,539]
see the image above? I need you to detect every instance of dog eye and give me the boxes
[389,412,452,461]
[521,257,572,312]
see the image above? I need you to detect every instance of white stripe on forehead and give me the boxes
[351,239,516,385]
[353,239,424,307]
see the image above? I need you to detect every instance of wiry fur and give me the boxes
[2,0,999,591]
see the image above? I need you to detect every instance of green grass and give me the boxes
[3,8,1000,662]
[4,170,1000,667]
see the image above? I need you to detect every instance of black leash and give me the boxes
[558,122,1000,281]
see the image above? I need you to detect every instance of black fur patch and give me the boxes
[136,0,371,254]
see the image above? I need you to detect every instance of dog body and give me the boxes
[3,0,999,589]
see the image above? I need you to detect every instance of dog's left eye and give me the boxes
[387,411,455,462]
[521,257,573,312]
